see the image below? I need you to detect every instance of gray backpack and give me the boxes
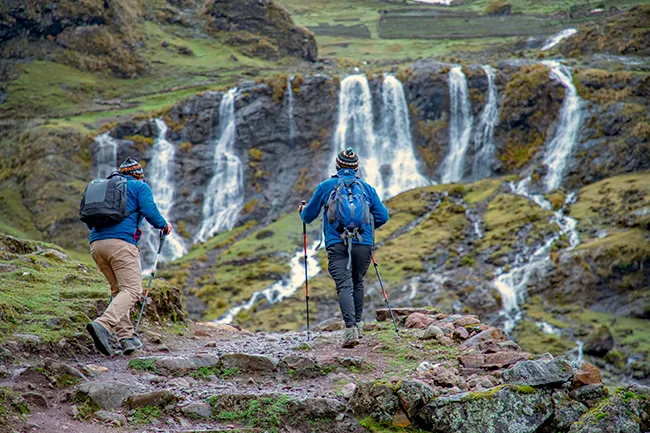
[79,173,137,229]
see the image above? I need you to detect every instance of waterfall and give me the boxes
[471,65,499,181]
[541,29,578,51]
[287,77,297,145]
[541,61,583,192]
[493,177,580,333]
[194,89,244,243]
[216,241,321,324]
[140,119,187,271]
[94,133,118,178]
[332,74,429,199]
[440,67,473,184]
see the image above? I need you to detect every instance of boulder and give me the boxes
[502,357,574,386]
[75,381,137,410]
[569,384,606,407]
[279,355,319,378]
[584,326,614,357]
[405,313,436,329]
[220,353,278,372]
[349,381,399,424]
[341,383,356,399]
[417,385,553,433]
[291,398,345,419]
[125,390,178,409]
[397,380,435,419]
[95,410,127,427]
[420,324,443,340]
[313,317,345,331]
[452,315,480,327]
[550,390,588,431]
[460,352,532,369]
[568,391,646,433]
[181,403,213,420]
[571,362,602,389]
[459,327,507,352]
[452,327,470,341]
[154,355,220,375]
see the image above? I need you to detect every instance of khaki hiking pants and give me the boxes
[90,239,142,340]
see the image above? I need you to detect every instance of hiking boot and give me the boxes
[342,327,359,348]
[86,322,113,356]
[119,337,141,355]
[356,322,364,339]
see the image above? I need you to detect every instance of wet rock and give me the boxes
[126,390,178,409]
[584,326,614,357]
[75,381,136,410]
[417,385,553,433]
[350,381,399,424]
[342,383,356,399]
[571,362,602,389]
[313,317,345,331]
[551,390,588,431]
[153,354,220,375]
[569,384,606,407]
[502,357,574,386]
[181,403,212,420]
[453,315,480,327]
[460,352,532,369]
[95,410,127,427]
[420,324,443,340]
[405,313,436,329]
[376,308,440,322]
[220,353,278,372]
[397,380,435,419]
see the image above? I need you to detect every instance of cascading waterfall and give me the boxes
[440,67,473,184]
[140,119,187,271]
[216,241,321,324]
[541,29,578,51]
[471,65,499,181]
[287,77,297,145]
[194,89,244,243]
[332,74,429,199]
[94,133,118,178]
[541,61,583,192]
[493,177,580,333]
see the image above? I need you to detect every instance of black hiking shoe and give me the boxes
[86,322,113,356]
[119,336,143,355]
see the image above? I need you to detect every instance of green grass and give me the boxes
[0,387,30,427]
[211,395,292,433]
[128,358,160,374]
[131,406,162,425]
[0,187,43,240]
[359,416,429,433]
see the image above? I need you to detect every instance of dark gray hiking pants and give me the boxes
[326,243,373,328]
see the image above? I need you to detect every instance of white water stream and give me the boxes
[541,29,578,51]
[332,74,429,200]
[542,61,583,192]
[94,133,118,178]
[493,177,580,333]
[287,77,297,145]
[195,89,244,243]
[440,67,473,184]
[216,241,321,324]
[140,119,187,271]
[472,65,499,181]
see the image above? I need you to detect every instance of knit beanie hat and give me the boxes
[119,157,144,179]
[336,147,359,170]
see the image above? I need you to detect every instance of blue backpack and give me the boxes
[324,177,371,268]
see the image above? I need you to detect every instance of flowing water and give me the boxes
[440,67,473,184]
[94,133,119,178]
[332,74,429,199]
[195,89,244,243]
[541,28,578,51]
[493,177,580,333]
[140,119,187,271]
[541,61,583,192]
[287,77,297,145]
[472,65,499,181]
[216,241,321,324]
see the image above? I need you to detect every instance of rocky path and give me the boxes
[2,310,649,433]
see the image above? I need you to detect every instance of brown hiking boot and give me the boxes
[342,327,359,348]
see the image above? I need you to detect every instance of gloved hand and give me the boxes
[162,223,173,235]
[298,200,306,215]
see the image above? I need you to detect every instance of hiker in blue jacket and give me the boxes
[86,158,172,356]
[300,148,389,347]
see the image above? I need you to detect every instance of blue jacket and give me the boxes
[300,169,389,247]
[90,175,168,246]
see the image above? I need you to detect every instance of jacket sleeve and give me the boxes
[300,183,325,224]
[137,182,168,230]
[369,186,389,229]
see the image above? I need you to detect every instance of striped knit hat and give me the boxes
[336,147,359,171]
[119,157,144,179]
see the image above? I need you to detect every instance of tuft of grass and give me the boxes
[128,358,159,374]
[212,395,292,433]
[131,406,162,425]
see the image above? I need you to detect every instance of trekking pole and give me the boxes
[372,256,400,337]
[301,200,311,341]
[134,230,166,336]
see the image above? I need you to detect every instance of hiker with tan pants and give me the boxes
[80,158,172,356]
